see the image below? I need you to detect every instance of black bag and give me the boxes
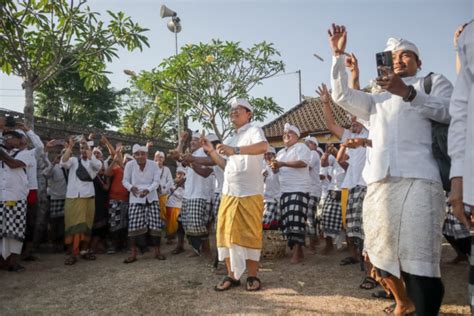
[424,73,451,192]
[76,158,93,182]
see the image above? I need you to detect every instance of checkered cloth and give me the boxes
[262,198,281,230]
[280,192,309,247]
[306,195,320,235]
[322,191,342,239]
[212,192,222,223]
[443,207,470,240]
[109,200,129,232]
[49,199,65,219]
[127,202,164,236]
[0,200,27,242]
[346,185,367,240]
[181,198,209,237]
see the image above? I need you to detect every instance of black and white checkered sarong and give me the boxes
[322,191,342,239]
[212,192,222,223]
[280,192,308,247]
[49,199,65,219]
[127,202,163,236]
[306,195,320,235]
[262,198,281,230]
[0,200,27,242]
[109,200,129,232]
[346,185,367,240]
[443,207,470,240]
[181,198,208,237]
[470,236,474,313]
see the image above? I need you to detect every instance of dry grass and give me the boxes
[0,241,470,315]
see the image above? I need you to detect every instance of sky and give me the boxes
[0,0,472,130]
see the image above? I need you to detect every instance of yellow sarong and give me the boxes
[64,197,95,245]
[341,188,349,229]
[159,194,168,220]
[216,194,264,249]
[166,206,180,235]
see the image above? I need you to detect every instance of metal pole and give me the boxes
[297,70,302,104]
[174,23,180,139]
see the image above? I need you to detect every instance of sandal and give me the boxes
[155,254,166,260]
[246,276,262,292]
[340,256,358,265]
[123,257,137,264]
[359,276,378,290]
[171,247,185,255]
[8,263,26,272]
[372,290,394,300]
[214,276,241,291]
[64,256,77,265]
[82,252,96,260]
[383,303,396,314]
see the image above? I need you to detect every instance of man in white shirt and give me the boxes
[262,146,281,230]
[272,123,311,264]
[178,132,213,257]
[202,97,268,292]
[304,136,322,251]
[122,144,164,263]
[447,19,474,312]
[317,83,369,267]
[154,151,173,223]
[61,137,102,265]
[329,24,452,315]
[0,131,32,272]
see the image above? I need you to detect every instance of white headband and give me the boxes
[267,146,276,154]
[206,133,219,142]
[304,136,319,146]
[284,123,300,138]
[384,37,420,58]
[132,144,148,154]
[230,97,253,112]
[154,151,165,158]
[176,166,187,174]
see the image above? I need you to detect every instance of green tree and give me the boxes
[35,67,126,129]
[0,0,149,127]
[134,40,285,140]
[120,87,177,141]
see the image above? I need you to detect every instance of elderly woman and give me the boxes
[272,123,311,264]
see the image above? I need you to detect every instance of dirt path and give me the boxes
[0,241,470,315]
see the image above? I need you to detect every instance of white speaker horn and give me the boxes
[160,5,177,18]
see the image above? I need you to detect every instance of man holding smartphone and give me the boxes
[328,24,452,315]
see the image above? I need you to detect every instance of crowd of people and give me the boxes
[0,21,473,315]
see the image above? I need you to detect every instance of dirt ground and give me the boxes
[0,239,470,315]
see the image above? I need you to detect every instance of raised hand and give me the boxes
[345,53,359,74]
[316,83,331,104]
[327,23,347,56]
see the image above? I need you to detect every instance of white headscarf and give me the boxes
[154,151,165,158]
[304,135,319,146]
[132,144,148,154]
[384,37,420,58]
[283,123,301,138]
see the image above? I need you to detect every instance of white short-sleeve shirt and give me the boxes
[341,128,369,189]
[276,142,312,193]
[0,149,31,201]
[222,123,267,197]
[184,147,212,200]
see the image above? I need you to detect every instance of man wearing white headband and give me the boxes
[122,144,165,263]
[303,136,322,251]
[153,150,173,229]
[329,24,453,315]
[201,97,268,291]
[316,83,369,271]
[272,123,311,264]
[172,132,213,257]
[262,146,281,231]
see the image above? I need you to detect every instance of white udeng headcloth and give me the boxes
[304,135,319,146]
[154,151,165,158]
[176,166,187,175]
[384,37,420,58]
[132,144,148,154]
[192,130,201,139]
[267,146,276,154]
[284,123,300,138]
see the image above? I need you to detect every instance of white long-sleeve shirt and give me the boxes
[448,20,474,205]
[122,159,160,204]
[157,165,173,195]
[24,130,44,190]
[308,150,322,197]
[331,55,453,185]
[60,155,101,198]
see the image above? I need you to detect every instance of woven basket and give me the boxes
[261,230,286,259]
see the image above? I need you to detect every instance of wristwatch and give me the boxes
[403,85,417,102]
[234,146,241,155]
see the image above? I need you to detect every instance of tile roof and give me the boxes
[262,97,352,140]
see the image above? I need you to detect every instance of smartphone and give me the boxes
[73,134,84,142]
[376,51,393,76]
[87,141,94,147]
[94,133,102,147]
[55,139,65,146]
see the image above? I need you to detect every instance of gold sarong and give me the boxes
[64,197,95,244]
[159,194,168,220]
[216,194,264,249]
